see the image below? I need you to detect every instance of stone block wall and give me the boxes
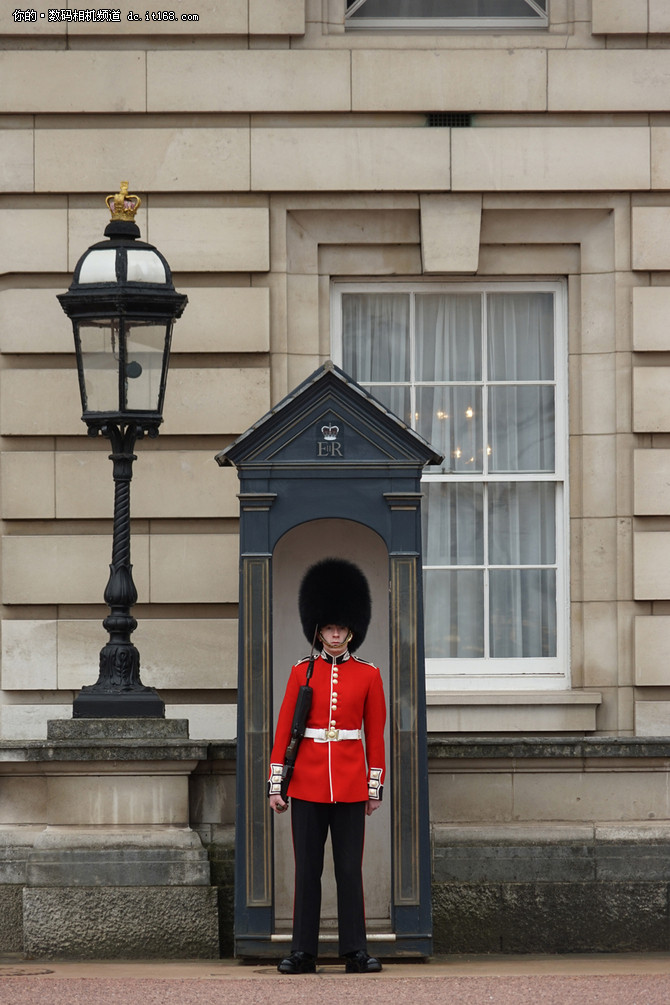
[429,738,670,953]
[5,738,670,956]
[0,727,226,959]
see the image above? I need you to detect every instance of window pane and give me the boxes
[342,294,409,382]
[417,385,483,473]
[423,482,484,566]
[364,384,411,426]
[489,569,557,658]
[487,292,554,381]
[424,569,484,659]
[415,294,482,381]
[488,386,555,472]
[488,483,556,566]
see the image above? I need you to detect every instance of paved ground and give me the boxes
[1,954,670,1005]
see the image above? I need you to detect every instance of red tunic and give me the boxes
[269,651,386,804]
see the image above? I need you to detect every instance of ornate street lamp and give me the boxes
[58,183,188,717]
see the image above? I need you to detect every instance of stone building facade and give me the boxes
[2,0,670,955]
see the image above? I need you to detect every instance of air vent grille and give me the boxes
[427,113,472,128]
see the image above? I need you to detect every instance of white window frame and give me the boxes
[331,280,569,692]
[345,0,549,31]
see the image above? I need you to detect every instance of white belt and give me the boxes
[304,727,362,742]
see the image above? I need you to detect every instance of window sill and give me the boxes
[426,690,602,734]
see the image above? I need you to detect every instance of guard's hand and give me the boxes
[270,794,289,814]
[366,799,381,816]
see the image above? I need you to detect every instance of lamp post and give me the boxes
[58,183,188,717]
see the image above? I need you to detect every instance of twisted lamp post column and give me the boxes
[74,422,163,717]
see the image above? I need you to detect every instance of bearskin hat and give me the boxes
[298,558,371,653]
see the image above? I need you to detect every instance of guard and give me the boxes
[268,558,386,974]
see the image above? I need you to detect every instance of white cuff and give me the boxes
[368,767,383,800]
[268,763,283,796]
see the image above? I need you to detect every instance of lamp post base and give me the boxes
[73,689,165,719]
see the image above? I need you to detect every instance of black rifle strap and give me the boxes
[305,623,319,684]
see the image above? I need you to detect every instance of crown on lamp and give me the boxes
[105,181,141,222]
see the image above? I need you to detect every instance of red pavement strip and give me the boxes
[1,956,670,1005]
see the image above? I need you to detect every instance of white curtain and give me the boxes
[423,483,484,658]
[342,289,557,663]
[488,482,556,657]
[487,293,555,474]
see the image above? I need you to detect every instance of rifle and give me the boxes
[279,624,319,804]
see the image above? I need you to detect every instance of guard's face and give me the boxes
[320,624,350,654]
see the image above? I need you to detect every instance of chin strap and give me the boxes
[318,629,353,652]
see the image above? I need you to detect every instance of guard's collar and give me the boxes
[320,650,350,665]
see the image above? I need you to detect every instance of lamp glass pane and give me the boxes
[125,321,171,412]
[77,320,121,412]
[78,249,117,285]
[126,250,166,284]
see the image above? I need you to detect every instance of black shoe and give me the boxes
[278,951,317,975]
[344,950,382,973]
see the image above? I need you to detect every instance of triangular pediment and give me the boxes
[216,361,442,470]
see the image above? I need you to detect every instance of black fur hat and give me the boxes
[298,558,372,653]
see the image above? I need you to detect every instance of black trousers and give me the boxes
[289,798,368,957]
